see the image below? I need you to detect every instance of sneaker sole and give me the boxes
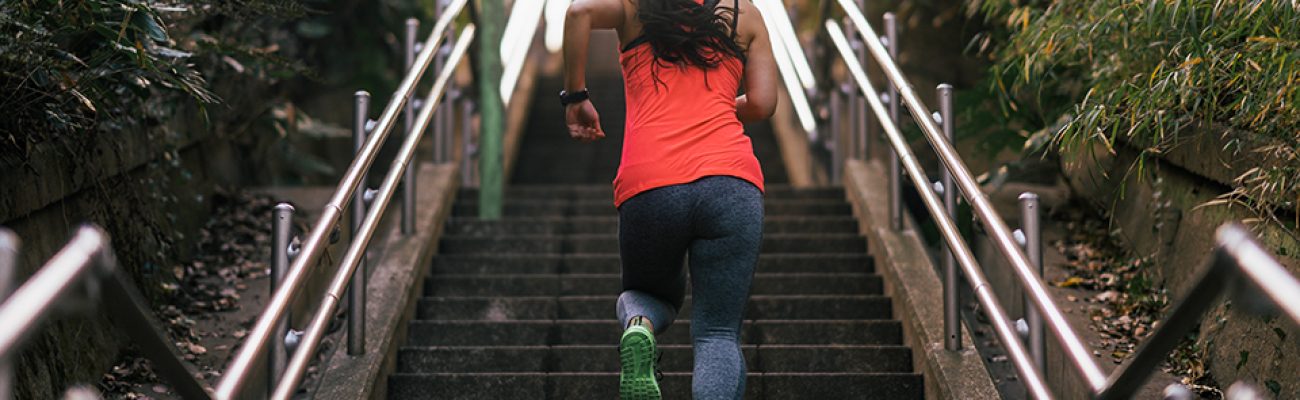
[619,326,661,400]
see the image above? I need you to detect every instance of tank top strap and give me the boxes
[622,35,651,53]
[731,0,740,42]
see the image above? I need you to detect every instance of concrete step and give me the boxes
[438,234,867,255]
[422,273,882,297]
[404,320,903,346]
[451,200,852,217]
[416,295,892,320]
[430,253,874,275]
[457,186,845,201]
[387,372,923,399]
[444,216,860,236]
[395,344,913,373]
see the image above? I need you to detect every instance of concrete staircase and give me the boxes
[386,57,922,398]
[387,185,924,399]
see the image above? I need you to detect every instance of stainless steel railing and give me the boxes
[754,0,818,139]
[501,0,545,105]
[817,1,1300,399]
[1090,223,1300,399]
[213,0,473,397]
[823,16,1056,399]
[268,27,476,400]
[0,227,213,399]
[1,2,544,398]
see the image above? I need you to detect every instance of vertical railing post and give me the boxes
[440,0,456,163]
[431,0,444,164]
[829,83,843,182]
[478,0,506,220]
[856,0,868,159]
[443,44,457,162]
[884,12,902,230]
[349,91,370,355]
[461,93,476,187]
[842,18,852,161]
[426,0,443,164]
[0,229,16,400]
[1020,192,1046,372]
[847,19,868,159]
[938,84,961,351]
[401,18,419,235]
[268,204,293,394]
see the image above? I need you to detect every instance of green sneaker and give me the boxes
[619,324,661,399]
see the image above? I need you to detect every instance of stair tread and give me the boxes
[404,319,904,346]
[416,295,893,320]
[420,294,889,300]
[421,274,883,296]
[441,233,864,239]
[391,69,918,399]
[394,344,914,373]
[386,372,923,400]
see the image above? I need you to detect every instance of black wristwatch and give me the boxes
[559,89,590,106]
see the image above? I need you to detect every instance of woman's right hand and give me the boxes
[566,100,605,142]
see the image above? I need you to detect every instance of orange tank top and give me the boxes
[612,16,764,207]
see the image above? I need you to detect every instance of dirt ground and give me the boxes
[98,191,278,399]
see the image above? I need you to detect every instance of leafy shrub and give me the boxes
[0,0,221,161]
[971,0,1300,226]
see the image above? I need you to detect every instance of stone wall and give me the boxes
[1062,132,1300,398]
[2,132,227,399]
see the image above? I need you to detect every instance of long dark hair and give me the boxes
[636,0,745,69]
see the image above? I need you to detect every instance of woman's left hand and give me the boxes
[565,100,606,142]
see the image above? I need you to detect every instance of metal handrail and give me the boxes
[500,0,545,104]
[753,0,818,138]
[544,0,570,52]
[821,1,1300,399]
[757,0,815,91]
[269,26,476,400]
[824,20,1053,399]
[0,227,213,399]
[834,2,1110,391]
[829,0,1110,394]
[0,229,13,400]
[213,0,469,397]
[1093,223,1300,399]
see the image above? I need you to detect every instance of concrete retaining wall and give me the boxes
[1062,140,1300,398]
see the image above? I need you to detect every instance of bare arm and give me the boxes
[563,0,625,142]
[736,1,777,122]
[564,0,625,92]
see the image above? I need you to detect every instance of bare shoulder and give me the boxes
[732,0,766,46]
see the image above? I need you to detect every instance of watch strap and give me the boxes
[560,89,590,106]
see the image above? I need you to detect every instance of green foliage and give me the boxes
[1,1,315,396]
[971,0,1300,224]
[0,0,219,160]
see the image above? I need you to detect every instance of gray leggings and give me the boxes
[616,175,764,400]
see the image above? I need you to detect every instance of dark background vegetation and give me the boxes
[0,0,437,397]
[3,0,1295,397]
[969,0,1298,231]
[811,0,1297,396]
